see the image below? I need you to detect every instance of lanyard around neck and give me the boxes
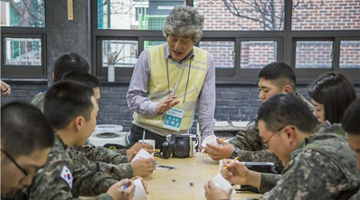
[166,58,192,104]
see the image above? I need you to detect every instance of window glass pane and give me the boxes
[292,0,360,30]
[97,0,184,30]
[295,41,333,68]
[199,41,234,68]
[102,40,138,68]
[241,41,277,69]
[195,0,285,31]
[0,0,45,27]
[340,41,360,69]
[144,40,166,50]
[4,38,41,66]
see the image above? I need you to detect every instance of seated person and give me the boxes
[1,102,54,196]
[27,81,135,200]
[31,53,90,112]
[308,72,357,134]
[342,98,360,200]
[205,93,360,200]
[62,70,156,178]
[204,62,314,173]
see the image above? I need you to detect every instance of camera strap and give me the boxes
[164,134,177,159]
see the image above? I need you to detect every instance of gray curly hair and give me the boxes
[163,6,204,43]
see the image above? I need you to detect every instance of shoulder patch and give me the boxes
[60,165,73,189]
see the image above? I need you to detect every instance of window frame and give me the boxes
[91,0,360,83]
[1,27,47,79]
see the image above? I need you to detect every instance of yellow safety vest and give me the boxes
[134,44,208,132]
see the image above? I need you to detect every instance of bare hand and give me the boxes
[127,142,154,158]
[131,157,156,177]
[204,180,232,200]
[1,81,11,97]
[204,138,234,161]
[156,95,179,114]
[107,179,135,200]
[221,159,250,185]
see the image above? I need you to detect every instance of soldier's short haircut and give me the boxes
[44,81,94,130]
[308,72,356,124]
[61,70,100,89]
[342,98,360,135]
[258,93,318,133]
[1,102,55,158]
[53,53,89,82]
[259,62,296,91]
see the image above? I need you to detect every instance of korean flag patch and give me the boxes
[60,166,73,189]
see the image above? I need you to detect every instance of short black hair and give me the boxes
[342,98,360,135]
[61,70,100,89]
[258,93,318,133]
[1,102,55,158]
[44,81,94,130]
[53,53,89,82]
[308,72,356,124]
[259,62,296,90]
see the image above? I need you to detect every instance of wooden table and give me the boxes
[143,153,262,200]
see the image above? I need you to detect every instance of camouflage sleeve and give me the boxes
[260,149,348,200]
[68,149,118,196]
[80,145,129,164]
[28,161,114,200]
[349,190,360,200]
[115,148,128,155]
[258,173,281,193]
[31,92,45,112]
[228,121,263,151]
[94,162,133,180]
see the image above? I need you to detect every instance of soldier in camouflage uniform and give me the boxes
[61,71,155,178]
[1,102,54,199]
[342,99,360,200]
[205,62,314,173]
[205,93,360,200]
[26,81,136,200]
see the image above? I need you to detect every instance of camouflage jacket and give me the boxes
[254,123,360,200]
[349,190,360,200]
[71,146,133,181]
[81,140,128,164]
[26,135,117,200]
[31,91,46,112]
[228,93,314,172]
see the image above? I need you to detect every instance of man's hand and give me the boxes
[221,159,261,189]
[131,158,156,177]
[204,180,232,200]
[204,138,234,161]
[107,179,135,200]
[127,142,154,157]
[156,95,179,114]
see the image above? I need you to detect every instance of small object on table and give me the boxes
[190,182,194,187]
[172,177,176,182]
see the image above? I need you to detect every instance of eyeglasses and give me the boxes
[1,149,35,182]
[263,127,286,145]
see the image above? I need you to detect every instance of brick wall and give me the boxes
[2,82,360,133]
[196,0,360,69]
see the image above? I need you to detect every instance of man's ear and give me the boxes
[283,85,293,93]
[74,116,83,131]
[284,127,296,146]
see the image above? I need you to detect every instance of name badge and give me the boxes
[163,108,183,132]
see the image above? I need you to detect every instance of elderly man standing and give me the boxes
[127,6,215,148]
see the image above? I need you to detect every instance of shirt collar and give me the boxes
[164,43,195,63]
